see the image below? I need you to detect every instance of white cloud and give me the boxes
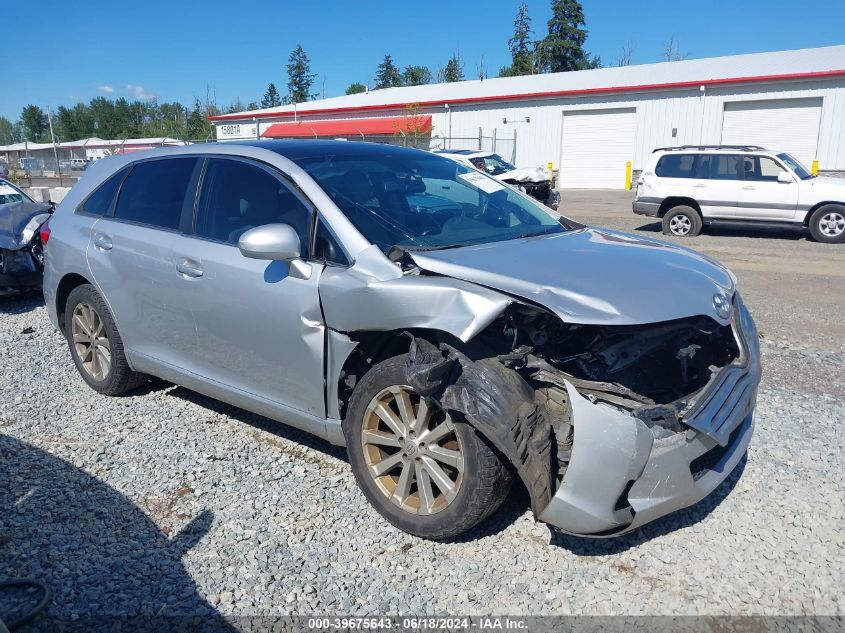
[97,85,115,93]
[125,84,156,100]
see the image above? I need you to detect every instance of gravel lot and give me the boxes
[1,192,843,621]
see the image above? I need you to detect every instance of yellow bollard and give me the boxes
[547,161,554,182]
[625,160,632,190]
[812,159,819,176]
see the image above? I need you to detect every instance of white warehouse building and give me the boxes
[210,44,845,189]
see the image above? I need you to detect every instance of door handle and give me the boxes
[93,233,112,251]
[693,184,706,188]
[742,185,755,190]
[176,259,204,278]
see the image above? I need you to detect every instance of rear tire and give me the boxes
[808,204,845,244]
[662,205,702,237]
[344,354,512,540]
[64,284,148,395]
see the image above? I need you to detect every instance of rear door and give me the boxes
[736,154,799,220]
[173,157,326,416]
[696,154,742,218]
[86,157,201,368]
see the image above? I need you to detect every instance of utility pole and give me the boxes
[46,106,63,186]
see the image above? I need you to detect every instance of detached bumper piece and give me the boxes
[540,296,761,536]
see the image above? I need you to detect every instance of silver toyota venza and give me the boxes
[43,141,760,540]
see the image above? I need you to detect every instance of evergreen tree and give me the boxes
[442,55,464,82]
[261,83,282,108]
[187,99,213,140]
[402,65,432,86]
[535,0,599,72]
[500,3,534,77]
[0,116,15,145]
[21,105,47,141]
[287,45,316,103]
[375,55,403,89]
[345,82,367,95]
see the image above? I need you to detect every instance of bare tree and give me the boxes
[663,35,688,62]
[477,54,488,80]
[616,39,635,67]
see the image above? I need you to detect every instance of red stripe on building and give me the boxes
[261,115,433,138]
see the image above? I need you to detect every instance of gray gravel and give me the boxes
[1,289,843,619]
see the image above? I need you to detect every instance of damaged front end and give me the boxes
[401,293,760,537]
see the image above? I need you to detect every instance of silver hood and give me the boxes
[409,227,736,326]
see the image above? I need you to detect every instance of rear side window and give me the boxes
[195,158,311,255]
[708,155,741,181]
[655,154,696,178]
[79,168,128,216]
[114,158,198,230]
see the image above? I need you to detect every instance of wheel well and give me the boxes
[336,328,460,423]
[55,273,91,333]
[658,197,702,219]
[803,201,845,227]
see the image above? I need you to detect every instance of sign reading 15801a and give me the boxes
[216,123,257,139]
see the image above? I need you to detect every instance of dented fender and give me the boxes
[319,262,512,342]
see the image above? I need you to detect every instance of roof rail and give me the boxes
[652,145,767,153]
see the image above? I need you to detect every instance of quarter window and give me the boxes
[79,167,128,216]
[195,158,311,255]
[655,154,696,178]
[114,158,198,229]
[313,218,349,266]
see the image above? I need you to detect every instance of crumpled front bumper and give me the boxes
[538,295,761,536]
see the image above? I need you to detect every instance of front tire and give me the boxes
[808,204,845,244]
[64,284,148,395]
[344,355,512,540]
[662,205,702,237]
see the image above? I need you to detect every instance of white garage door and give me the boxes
[559,108,636,189]
[721,98,822,167]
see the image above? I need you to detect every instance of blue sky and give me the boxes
[3,0,844,121]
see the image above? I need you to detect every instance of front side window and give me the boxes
[79,168,128,215]
[195,158,310,256]
[290,149,568,253]
[114,158,198,230]
[777,153,813,180]
[468,154,516,176]
[742,156,783,182]
[655,154,696,178]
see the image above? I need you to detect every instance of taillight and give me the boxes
[40,219,51,246]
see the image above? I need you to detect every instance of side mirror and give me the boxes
[238,223,301,261]
[777,171,794,184]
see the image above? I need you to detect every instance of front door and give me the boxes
[737,155,799,220]
[174,157,325,417]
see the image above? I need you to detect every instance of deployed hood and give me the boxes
[409,228,736,326]
[497,166,548,183]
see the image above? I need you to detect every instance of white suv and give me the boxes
[634,146,845,243]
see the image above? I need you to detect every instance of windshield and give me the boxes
[291,149,568,252]
[777,153,813,180]
[0,180,34,204]
[468,153,516,176]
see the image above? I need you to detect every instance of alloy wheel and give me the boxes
[71,303,111,381]
[669,214,692,236]
[819,211,845,237]
[361,385,464,516]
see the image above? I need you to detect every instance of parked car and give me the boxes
[634,145,845,243]
[59,157,89,171]
[436,149,560,209]
[0,179,52,294]
[43,141,759,540]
